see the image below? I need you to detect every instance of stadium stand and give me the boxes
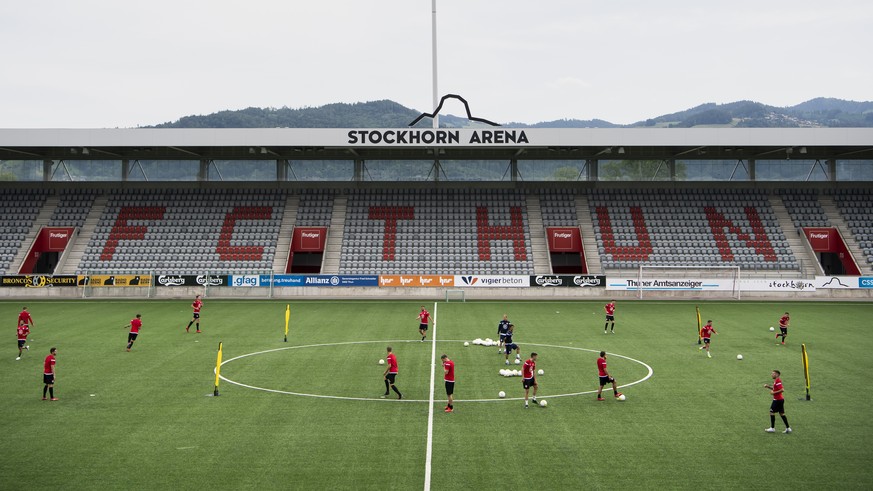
[48,188,98,228]
[832,188,873,268]
[295,189,335,227]
[338,188,533,274]
[539,188,578,227]
[76,188,285,274]
[777,188,830,232]
[2,185,869,276]
[0,189,48,273]
[589,188,798,272]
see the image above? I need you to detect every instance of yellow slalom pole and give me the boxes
[213,341,223,396]
[696,306,702,345]
[284,304,290,342]
[801,343,811,400]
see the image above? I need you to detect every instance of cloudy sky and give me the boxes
[1,0,870,128]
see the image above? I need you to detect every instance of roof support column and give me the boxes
[277,159,287,181]
[43,160,52,181]
[748,159,756,181]
[199,159,208,181]
[510,158,519,182]
[827,158,837,182]
[354,159,364,182]
[121,160,130,182]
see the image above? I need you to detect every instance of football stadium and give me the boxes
[1,125,872,490]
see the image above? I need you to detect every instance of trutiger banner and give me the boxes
[0,275,78,287]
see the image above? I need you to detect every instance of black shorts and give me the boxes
[523,377,537,389]
[780,327,787,335]
[385,373,397,384]
[193,313,200,319]
[505,343,518,354]
[703,337,711,344]
[770,399,785,414]
[18,340,26,348]
[445,381,454,395]
[419,323,428,331]
[128,333,138,342]
[606,315,615,321]
[498,334,507,341]
[599,375,615,386]
[43,374,54,385]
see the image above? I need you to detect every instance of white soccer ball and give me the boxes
[769,326,775,332]
[737,354,743,360]
[617,394,626,401]
[539,399,548,407]
[556,311,560,314]
[513,370,521,376]
[378,359,385,365]
[464,341,470,347]
[498,391,506,399]
[537,369,544,375]
[514,358,521,365]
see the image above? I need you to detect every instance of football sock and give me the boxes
[49,387,54,398]
[781,415,790,428]
[448,404,453,409]
[392,386,401,396]
[43,385,48,397]
[384,380,389,393]
[770,415,776,428]
[187,321,194,329]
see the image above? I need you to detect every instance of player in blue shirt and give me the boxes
[497,314,511,354]
[504,324,521,365]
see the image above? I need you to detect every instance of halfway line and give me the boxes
[423,301,438,491]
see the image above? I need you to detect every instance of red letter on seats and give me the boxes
[705,207,776,262]
[476,207,527,261]
[368,206,415,261]
[595,206,652,261]
[100,206,166,261]
[216,206,272,260]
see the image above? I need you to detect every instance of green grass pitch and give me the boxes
[1,299,872,490]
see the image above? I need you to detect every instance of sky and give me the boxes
[1,0,871,128]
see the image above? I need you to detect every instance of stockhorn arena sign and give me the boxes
[347,129,530,146]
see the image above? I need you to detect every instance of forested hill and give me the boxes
[149,97,873,129]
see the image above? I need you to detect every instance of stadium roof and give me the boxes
[0,127,871,161]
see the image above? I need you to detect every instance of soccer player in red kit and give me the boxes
[42,347,57,401]
[186,295,203,333]
[522,352,538,408]
[698,320,718,358]
[764,370,791,434]
[441,354,455,413]
[776,312,789,345]
[381,346,402,399]
[604,300,616,334]
[596,351,622,401]
[18,306,34,328]
[417,306,431,342]
[126,314,142,352]
[16,323,30,360]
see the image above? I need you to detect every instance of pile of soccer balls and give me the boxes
[499,369,522,377]
[471,338,498,346]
